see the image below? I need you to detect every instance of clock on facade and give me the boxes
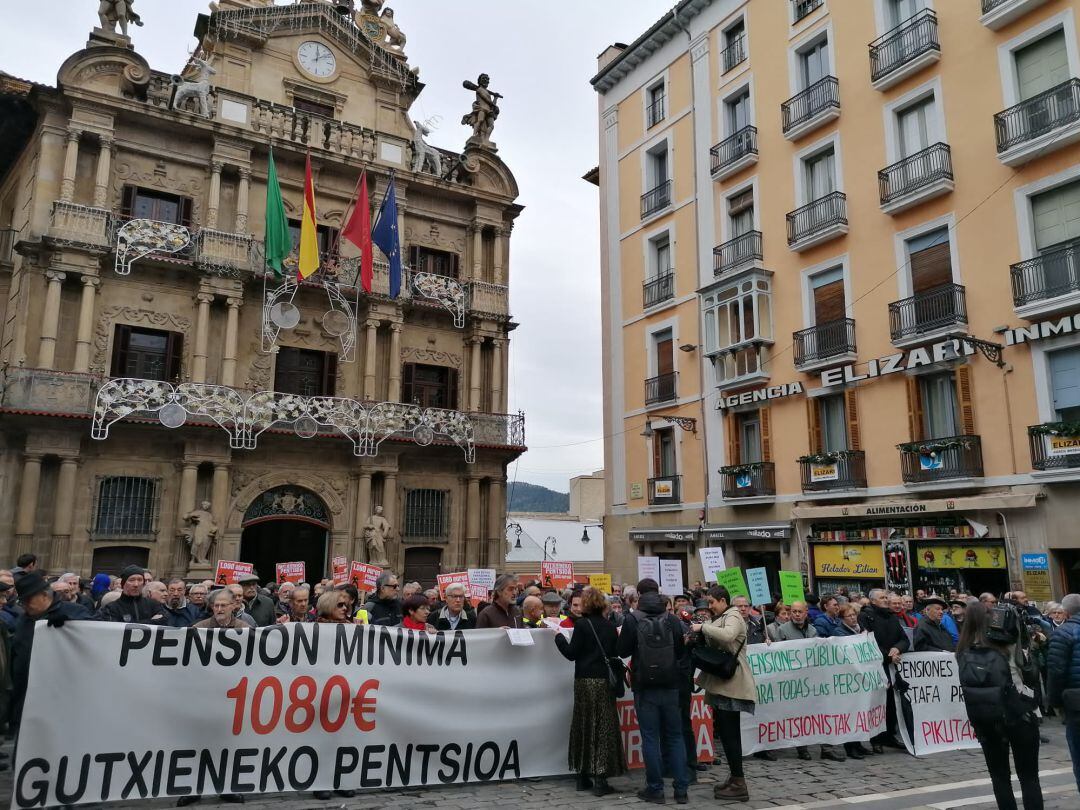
[297,41,337,78]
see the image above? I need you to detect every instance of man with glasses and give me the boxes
[363,572,403,626]
[433,583,476,630]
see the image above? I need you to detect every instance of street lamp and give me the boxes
[507,521,523,549]
[580,526,591,544]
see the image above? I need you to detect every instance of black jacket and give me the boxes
[555,613,617,680]
[914,617,956,652]
[364,596,403,627]
[616,591,688,688]
[160,602,201,628]
[11,598,93,726]
[97,593,166,624]
[245,593,277,627]
[859,604,910,659]
[432,605,476,631]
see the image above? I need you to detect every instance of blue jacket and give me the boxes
[160,602,202,628]
[1046,614,1080,707]
[812,613,844,637]
[941,612,959,643]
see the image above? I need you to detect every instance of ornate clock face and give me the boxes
[297,41,336,78]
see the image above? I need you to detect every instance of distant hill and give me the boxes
[508,482,569,514]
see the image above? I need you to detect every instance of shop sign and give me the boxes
[630,527,697,542]
[813,544,886,579]
[810,462,839,482]
[915,545,1007,570]
[702,524,791,542]
[716,382,804,410]
[1047,435,1080,456]
[1021,553,1052,603]
[653,479,675,498]
[1002,312,1080,346]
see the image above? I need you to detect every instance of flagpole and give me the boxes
[356,176,395,289]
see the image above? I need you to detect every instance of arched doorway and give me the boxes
[403,547,442,589]
[239,486,330,585]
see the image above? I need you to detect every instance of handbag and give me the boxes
[586,618,626,698]
[692,617,746,680]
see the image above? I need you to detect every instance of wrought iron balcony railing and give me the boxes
[646,94,666,129]
[647,475,683,506]
[710,126,758,176]
[645,372,677,406]
[869,9,940,84]
[48,201,113,248]
[713,231,763,276]
[786,191,847,247]
[898,435,983,483]
[793,317,856,368]
[995,78,1080,153]
[1011,239,1080,307]
[793,0,824,23]
[888,282,967,342]
[641,180,672,219]
[643,271,675,308]
[1028,423,1080,471]
[782,76,840,135]
[720,461,775,499]
[721,35,747,73]
[982,0,1015,11]
[799,450,867,493]
[878,143,953,207]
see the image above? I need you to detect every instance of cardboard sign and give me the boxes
[698,547,727,582]
[715,567,749,600]
[468,583,490,603]
[894,653,980,756]
[541,561,574,590]
[467,568,496,592]
[779,570,805,605]
[659,559,684,597]
[214,560,254,586]
[745,567,772,607]
[331,556,348,586]
[275,561,306,585]
[637,556,661,584]
[588,574,613,594]
[437,572,471,599]
[349,561,382,593]
[620,691,714,768]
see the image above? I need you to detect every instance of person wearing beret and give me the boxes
[914,596,956,652]
[237,573,276,627]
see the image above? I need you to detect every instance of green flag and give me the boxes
[264,149,291,277]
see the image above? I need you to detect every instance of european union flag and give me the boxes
[372,178,402,299]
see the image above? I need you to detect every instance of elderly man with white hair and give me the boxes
[433,582,476,631]
[1047,592,1080,795]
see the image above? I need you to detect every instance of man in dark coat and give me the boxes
[160,578,201,628]
[1047,592,1080,796]
[432,583,476,631]
[97,565,165,624]
[10,573,93,730]
[238,574,276,627]
[914,597,955,652]
[859,588,910,752]
[364,572,404,626]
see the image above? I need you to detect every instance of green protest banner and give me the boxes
[715,567,749,599]
[779,570,805,604]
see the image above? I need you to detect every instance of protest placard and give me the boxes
[620,690,714,768]
[331,556,348,586]
[437,572,471,599]
[588,574,613,594]
[637,556,660,583]
[779,570,805,604]
[541,561,574,590]
[716,567,749,599]
[698,547,727,582]
[467,568,496,592]
[213,560,254,586]
[274,561,305,585]
[894,653,980,756]
[659,559,684,596]
[745,567,771,606]
[348,561,382,593]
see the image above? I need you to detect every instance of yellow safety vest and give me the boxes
[354,608,369,625]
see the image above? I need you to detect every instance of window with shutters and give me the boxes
[646,81,666,128]
[909,369,975,441]
[110,325,183,382]
[402,363,458,410]
[653,427,677,477]
[92,477,161,540]
[403,489,449,542]
[819,394,849,452]
[800,37,830,89]
[409,246,459,278]
[1015,30,1069,103]
[121,186,193,227]
[728,188,755,237]
[803,147,837,203]
[907,228,953,292]
[1049,347,1080,421]
[287,220,337,255]
[274,347,337,397]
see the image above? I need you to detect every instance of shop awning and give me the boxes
[702,522,792,542]
[629,527,698,542]
[791,488,1041,520]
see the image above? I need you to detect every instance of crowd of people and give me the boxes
[1,552,1080,807]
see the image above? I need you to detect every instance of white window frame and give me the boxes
[720,176,759,244]
[788,22,834,94]
[643,224,676,281]
[800,253,852,327]
[793,131,844,207]
[996,9,1080,108]
[881,76,947,165]
[645,318,679,377]
[790,0,829,31]
[892,212,961,298]
[872,0,936,35]
[1013,159,1080,259]
[701,272,773,356]
[1031,333,1080,421]
[719,12,750,80]
[643,70,670,131]
[719,77,755,140]
[641,132,673,196]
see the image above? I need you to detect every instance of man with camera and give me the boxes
[1047,592,1080,795]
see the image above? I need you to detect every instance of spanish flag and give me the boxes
[298,154,320,280]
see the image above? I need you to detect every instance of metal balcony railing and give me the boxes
[786,191,847,246]
[869,9,940,84]
[799,450,867,493]
[1011,239,1080,307]
[710,126,758,175]
[721,35,747,73]
[782,76,840,134]
[888,282,967,341]
[0,229,14,264]
[646,94,666,129]
[898,435,983,483]
[720,461,775,499]
[793,0,824,23]
[878,143,953,206]
[982,0,1013,11]
[643,271,675,308]
[1028,424,1080,471]
[647,475,683,506]
[793,317,856,367]
[713,231,763,276]
[641,180,672,219]
[995,78,1080,153]
[644,372,677,406]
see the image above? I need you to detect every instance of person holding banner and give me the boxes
[860,589,909,754]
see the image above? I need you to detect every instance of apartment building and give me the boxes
[593,0,1080,600]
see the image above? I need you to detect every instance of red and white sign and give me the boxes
[349,561,382,593]
[275,562,306,585]
[540,561,574,590]
[214,560,254,586]
[437,572,471,599]
[331,556,348,586]
[620,691,714,767]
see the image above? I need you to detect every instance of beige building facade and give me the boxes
[0,0,525,585]
[595,0,1080,600]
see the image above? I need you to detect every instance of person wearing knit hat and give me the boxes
[90,573,112,605]
[97,566,165,624]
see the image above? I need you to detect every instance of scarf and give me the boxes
[403,615,427,631]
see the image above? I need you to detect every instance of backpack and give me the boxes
[633,613,678,689]
[957,646,1036,725]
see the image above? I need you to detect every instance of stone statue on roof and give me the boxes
[98,0,143,37]
[462,74,502,152]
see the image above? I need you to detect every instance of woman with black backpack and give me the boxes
[957,600,1044,810]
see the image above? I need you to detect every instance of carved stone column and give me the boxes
[93,136,113,209]
[221,298,242,387]
[490,338,504,415]
[192,292,214,383]
[60,128,82,203]
[387,323,402,402]
[470,221,483,280]
[207,161,223,230]
[37,271,66,370]
[51,457,80,568]
[176,461,198,571]
[236,168,251,233]
[468,336,483,412]
[354,471,372,562]
[14,452,43,556]
[73,275,100,373]
[362,319,379,400]
[382,471,398,568]
[211,462,231,552]
[486,478,505,570]
[492,226,505,285]
[465,476,482,569]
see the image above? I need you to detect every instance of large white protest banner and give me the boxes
[12,623,573,808]
[894,652,979,757]
[741,635,888,753]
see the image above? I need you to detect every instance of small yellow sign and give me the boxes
[589,573,613,594]
[1048,435,1080,456]
[813,544,885,579]
[916,545,1007,570]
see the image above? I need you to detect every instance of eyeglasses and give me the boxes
[336,602,348,609]
[387,584,400,589]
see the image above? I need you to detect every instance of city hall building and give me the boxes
[593,0,1080,600]
[0,0,525,583]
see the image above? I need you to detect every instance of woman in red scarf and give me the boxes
[400,593,436,632]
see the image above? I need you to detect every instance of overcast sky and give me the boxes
[1,0,669,494]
